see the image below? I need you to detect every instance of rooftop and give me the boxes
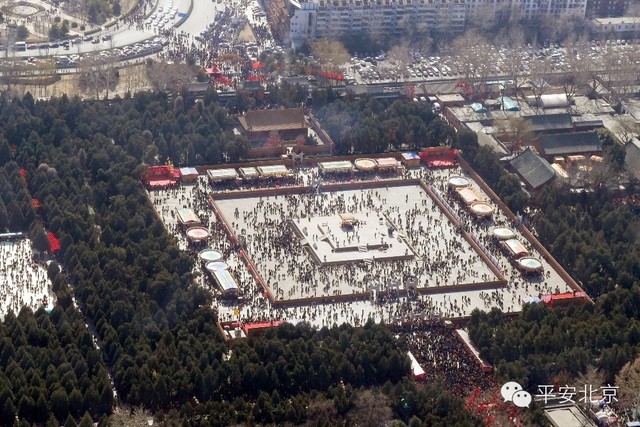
[508,148,556,189]
[592,16,640,25]
[538,131,602,156]
[523,113,573,133]
[237,108,307,133]
[544,403,597,427]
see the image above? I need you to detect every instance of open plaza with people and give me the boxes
[0,237,55,319]
[146,154,583,329]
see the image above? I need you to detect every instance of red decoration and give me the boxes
[47,232,61,253]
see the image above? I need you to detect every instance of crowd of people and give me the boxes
[145,162,573,330]
[0,239,54,318]
[139,161,587,397]
[399,320,497,397]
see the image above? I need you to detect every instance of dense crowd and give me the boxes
[145,164,573,332]
[0,239,54,318]
[398,321,496,397]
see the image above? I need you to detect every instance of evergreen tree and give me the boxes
[0,139,10,166]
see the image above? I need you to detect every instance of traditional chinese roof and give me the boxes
[509,148,556,189]
[237,108,306,133]
[538,132,602,156]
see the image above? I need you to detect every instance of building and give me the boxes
[625,138,640,180]
[472,0,588,20]
[287,0,589,47]
[536,131,603,159]
[508,148,557,190]
[237,108,308,142]
[289,0,468,48]
[591,16,640,39]
[544,402,597,427]
[586,0,630,18]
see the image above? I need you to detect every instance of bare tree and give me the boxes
[502,26,528,103]
[529,57,553,110]
[614,116,640,145]
[146,60,194,93]
[310,39,350,72]
[348,389,392,426]
[78,55,118,99]
[109,405,155,427]
[387,43,411,81]
[615,356,640,412]
[451,30,492,100]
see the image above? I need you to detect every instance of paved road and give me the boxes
[3,0,218,60]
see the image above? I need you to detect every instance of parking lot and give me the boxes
[342,39,640,86]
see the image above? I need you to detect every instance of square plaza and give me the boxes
[213,181,501,304]
[147,162,579,325]
[291,211,417,265]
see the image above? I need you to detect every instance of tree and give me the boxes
[614,116,640,145]
[16,25,28,41]
[109,406,154,427]
[0,139,11,166]
[0,391,16,425]
[146,60,194,93]
[311,39,350,73]
[451,30,492,100]
[51,388,70,422]
[615,355,640,411]
[454,129,479,159]
[78,412,94,427]
[348,389,392,426]
[31,222,51,254]
[0,199,7,232]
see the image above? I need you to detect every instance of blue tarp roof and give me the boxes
[498,97,520,111]
[470,103,487,113]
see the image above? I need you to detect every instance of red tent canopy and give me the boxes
[47,232,61,253]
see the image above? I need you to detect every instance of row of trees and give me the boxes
[0,306,113,426]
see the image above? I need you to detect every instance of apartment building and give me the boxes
[290,0,467,47]
[586,0,630,18]
[287,0,587,47]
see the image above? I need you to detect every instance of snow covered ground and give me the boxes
[0,239,55,319]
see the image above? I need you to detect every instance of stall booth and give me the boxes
[455,187,482,205]
[177,208,201,228]
[207,168,239,183]
[516,257,544,274]
[375,157,401,172]
[339,213,360,229]
[257,165,290,179]
[354,158,377,172]
[199,248,223,264]
[212,269,239,296]
[239,167,259,180]
[448,176,471,188]
[401,152,421,167]
[179,167,199,183]
[492,227,515,240]
[318,161,354,175]
[470,202,493,218]
[185,226,210,244]
[501,238,529,259]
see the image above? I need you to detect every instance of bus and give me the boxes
[15,41,26,52]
